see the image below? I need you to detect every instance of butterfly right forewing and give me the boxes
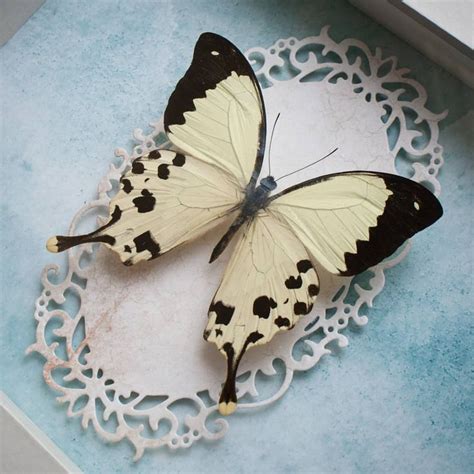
[268,172,443,276]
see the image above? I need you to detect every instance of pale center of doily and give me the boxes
[82,80,394,399]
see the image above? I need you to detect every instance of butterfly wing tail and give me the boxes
[46,205,121,253]
[218,343,239,416]
[216,331,266,415]
[46,232,115,253]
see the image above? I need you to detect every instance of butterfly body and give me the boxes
[47,32,442,416]
[210,175,278,262]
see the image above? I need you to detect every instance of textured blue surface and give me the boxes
[1,0,473,472]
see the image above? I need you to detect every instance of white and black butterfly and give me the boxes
[47,33,443,415]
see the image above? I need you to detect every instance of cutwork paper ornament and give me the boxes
[28,27,446,459]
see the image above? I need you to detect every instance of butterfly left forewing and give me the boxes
[268,172,443,276]
[164,32,266,189]
[205,211,319,415]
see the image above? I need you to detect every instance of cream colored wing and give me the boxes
[164,32,266,190]
[205,211,319,415]
[268,172,443,275]
[47,149,242,264]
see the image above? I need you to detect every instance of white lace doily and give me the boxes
[28,27,446,460]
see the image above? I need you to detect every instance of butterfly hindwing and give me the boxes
[48,150,242,264]
[204,211,319,414]
[164,32,266,190]
[268,172,443,276]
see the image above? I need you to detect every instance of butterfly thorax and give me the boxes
[241,176,277,217]
[209,176,276,263]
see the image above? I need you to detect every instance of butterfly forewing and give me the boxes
[164,32,266,190]
[205,211,319,414]
[269,172,443,276]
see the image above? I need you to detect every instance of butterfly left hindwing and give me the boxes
[47,149,242,264]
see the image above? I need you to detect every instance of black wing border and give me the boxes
[164,32,267,190]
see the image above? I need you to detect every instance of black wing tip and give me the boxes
[46,233,115,253]
[164,31,253,132]
[198,32,225,41]
[383,174,444,227]
[339,175,443,276]
[197,32,240,50]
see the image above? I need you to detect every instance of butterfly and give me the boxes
[47,32,443,415]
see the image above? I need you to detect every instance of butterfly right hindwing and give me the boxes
[205,210,319,414]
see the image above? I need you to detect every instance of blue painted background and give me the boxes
[1,0,473,472]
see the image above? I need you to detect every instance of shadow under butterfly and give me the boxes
[46,32,443,416]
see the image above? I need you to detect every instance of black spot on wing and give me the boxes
[203,329,211,340]
[133,231,160,259]
[253,296,277,319]
[215,329,223,337]
[246,331,264,345]
[172,153,186,167]
[294,301,313,315]
[308,284,319,297]
[121,178,133,194]
[285,275,302,289]
[148,150,161,159]
[110,205,122,222]
[132,161,145,174]
[210,300,235,325]
[132,189,156,213]
[284,298,289,304]
[158,164,170,180]
[124,245,132,253]
[297,260,313,273]
[341,176,443,276]
[275,316,291,328]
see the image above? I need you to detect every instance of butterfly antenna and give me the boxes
[275,147,339,182]
[268,113,281,176]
